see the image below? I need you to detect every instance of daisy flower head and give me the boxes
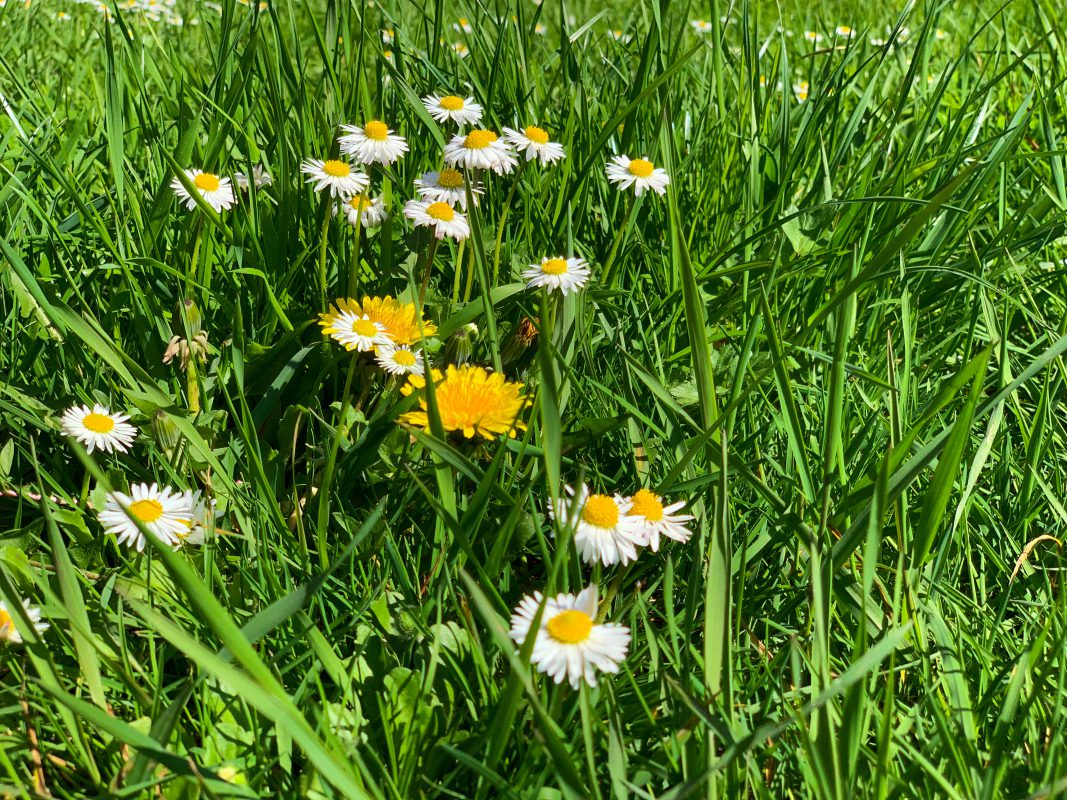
[793,81,810,102]
[608,29,628,42]
[381,28,394,44]
[60,404,137,454]
[338,120,409,165]
[171,169,235,213]
[233,165,272,190]
[356,295,437,346]
[523,256,591,295]
[415,168,482,209]
[503,126,565,165]
[375,343,425,376]
[451,41,470,58]
[423,93,484,127]
[443,129,518,175]
[835,25,855,39]
[509,584,630,689]
[318,305,394,352]
[625,488,694,552]
[605,155,670,196]
[301,158,369,198]
[453,17,472,33]
[534,23,546,35]
[552,484,647,566]
[0,598,49,645]
[400,365,530,439]
[180,490,219,546]
[98,483,195,552]
[404,199,470,240]
[339,194,387,228]
[690,19,712,33]
[803,30,823,43]
[935,28,947,40]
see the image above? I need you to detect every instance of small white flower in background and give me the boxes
[452,41,469,58]
[301,158,369,198]
[321,312,393,352]
[0,599,49,645]
[624,488,694,552]
[382,49,395,63]
[443,129,518,175]
[690,19,712,33]
[181,490,219,546]
[338,194,386,228]
[381,28,394,44]
[415,168,482,209]
[338,121,408,165]
[423,93,484,127]
[551,484,647,566]
[56,11,71,20]
[534,23,546,35]
[835,25,855,38]
[935,28,947,40]
[605,155,670,196]
[453,17,472,33]
[171,169,235,213]
[403,199,470,240]
[803,30,823,43]
[503,126,565,165]
[99,483,196,552]
[793,81,810,102]
[870,36,887,46]
[61,404,138,454]
[233,165,272,190]
[608,29,628,42]
[375,344,425,376]
[509,584,630,689]
[523,256,590,295]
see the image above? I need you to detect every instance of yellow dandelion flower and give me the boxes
[358,295,437,346]
[400,365,530,439]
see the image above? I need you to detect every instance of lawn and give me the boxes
[2,0,1067,797]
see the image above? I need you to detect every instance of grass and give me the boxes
[2,0,1067,797]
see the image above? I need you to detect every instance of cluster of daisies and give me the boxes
[318,295,432,376]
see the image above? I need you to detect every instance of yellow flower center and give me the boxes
[628,159,654,178]
[541,258,568,275]
[364,121,389,141]
[82,413,115,433]
[582,494,619,528]
[630,488,664,522]
[352,319,380,338]
[426,202,455,221]
[464,129,498,149]
[546,609,593,644]
[128,499,164,523]
[393,349,416,366]
[0,608,11,632]
[524,125,549,144]
[193,173,221,192]
[348,196,368,211]
[323,160,351,177]
[440,95,465,111]
[437,168,465,189]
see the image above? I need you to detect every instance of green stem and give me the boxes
[315,354,360,569]
[346,188,369,298]
[187,220,203,298]
[418,236,441,305]
[491,160,528,286]
[601,196,638,289]
[316,199,332,308]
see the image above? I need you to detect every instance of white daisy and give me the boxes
[171,169,235,213]
[608,29,628,42]
[181,490,219,546]
[803,30,823,43]
[793,81,810,102]
[869,36,887,46]
[320,311,393,352]
[522,256,591,294]
[233,165,272,190]
[60,404,138,454]
[503,126,565,165]
[605,155,670,196]
[453,17,472,33]
[375,344,425,376]
[551,484,647,566]
[690,19,713,33]
[300,158,369,198]
[624,488,694,552]
[98,483,195,552]
[451,42,470,58]
[0,598,49,645]
[338,121,409,165]
[338,194,387,228]
[381,28,394,44]
[509,584,630,689]
[835,25,855,38]
[444,129,517,174]
[414,168,482,209]
[423,93,484,127]
[935,28,947,40]
[534,23,546,35]
[403,199,470,240]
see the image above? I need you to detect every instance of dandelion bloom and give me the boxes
[301,158,369,198]
[338,120,409,165]
[552,484,647,566]
[509,584,630,688]
[625,488,694,551]
[403,199,470,240]
[423,93,483,127]
[605,155,670,196]
[98,483,196,552]
[400,365,530,439]
[443,129,517,174]
[171,169,235,212]
[522,256,591,294]
[60,404,137,454]
[503,125,565,165]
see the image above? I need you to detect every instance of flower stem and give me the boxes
[417,236,440,305]
[346,188,369,298]
[315,354,360,569]
[316,199,332,308]
[491,160,528,286]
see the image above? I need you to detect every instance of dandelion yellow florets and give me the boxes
[400,365,530,439]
